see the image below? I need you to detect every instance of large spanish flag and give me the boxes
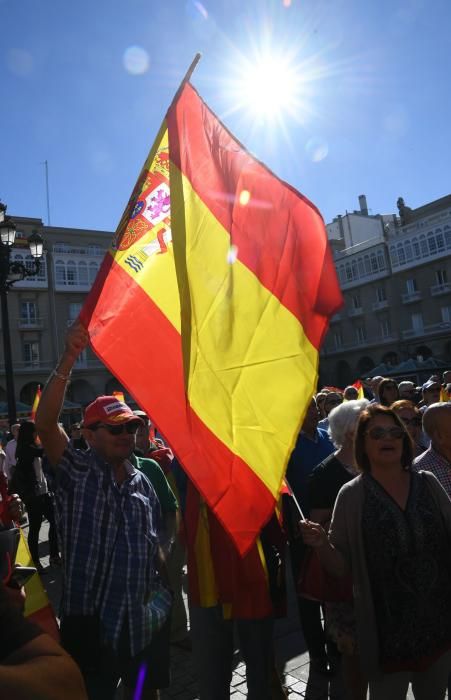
[80,82,342,554]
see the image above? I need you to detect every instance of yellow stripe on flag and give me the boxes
[110,135,318,498]
[171,170,318,495]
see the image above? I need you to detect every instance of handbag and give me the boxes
[297,547,353,603]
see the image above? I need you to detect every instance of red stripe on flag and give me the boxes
[167,83,342,349]
[80,260,275,553]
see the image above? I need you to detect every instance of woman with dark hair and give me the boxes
[11,421,59,573]
[378,378,400,407]
[301,404,451,699]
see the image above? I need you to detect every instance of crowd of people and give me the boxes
[1,322,451,700]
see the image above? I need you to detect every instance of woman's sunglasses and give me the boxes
[366,427,405,440]
[89,422,140,435]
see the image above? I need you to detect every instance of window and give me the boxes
[376,287,386,302]
[356,326,366,344]
[370,253,378,272]
[345,263,352,281]
[352,294,361,309]
[66,261,77,286]
[397,244,406,265]
[428,233,437,255]
[436,269,448,285]
[441,306,451,323]
[334,332,343,349]
[445,226,451,247]
[406,278,417,294]
[380,319,391,338]
[351,260,358,279]
[358,258,365,276]
[55,261,66,285]
[69,302,82,321]
[75,349,88,368]
[411,313,423,331]
[88,245,102,255]
[364,255,371,274]
[404,240,413,262]
[412,238,420,257]
[89,262,99,284]
[420,235,428,257]
[436,230,445,251]
[377,250,386,270]
[23,341,40,366]
[78,261,88,285]
[20,301,37,324]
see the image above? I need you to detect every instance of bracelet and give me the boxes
[52,368,72,382]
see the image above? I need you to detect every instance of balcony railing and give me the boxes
[0,359,105,373]
[401,322,451,339]
[401,291,422,304]
[348,307,363,317]
[372,300,388,311]
[18,317,45,329]
[0,361,53,373]
[321,332,399,356]
[330,313,342,323]
[430,283,451,296]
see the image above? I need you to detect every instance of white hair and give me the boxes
[328,398,370,448]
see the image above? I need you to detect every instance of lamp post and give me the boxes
[0,201,44,425]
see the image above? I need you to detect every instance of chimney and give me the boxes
[358,194,368,216]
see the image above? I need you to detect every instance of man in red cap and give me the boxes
[36,322,172,700]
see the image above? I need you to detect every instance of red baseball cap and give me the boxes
[83,396,143,427]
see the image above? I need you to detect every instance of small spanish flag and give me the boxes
[352,380,365,400]
[112,391,125,403]
[16,530,60,641]
[30,385,41,421]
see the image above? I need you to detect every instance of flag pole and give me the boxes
[285,478,306,521]
[168,53,202,110]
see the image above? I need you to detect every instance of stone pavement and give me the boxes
[33,519,425,699]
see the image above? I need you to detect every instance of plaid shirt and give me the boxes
[413,446,451,499]
[55,444,162,655]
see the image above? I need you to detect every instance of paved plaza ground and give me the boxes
[34,519,425,699]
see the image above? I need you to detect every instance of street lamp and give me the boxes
[0,201,45,425]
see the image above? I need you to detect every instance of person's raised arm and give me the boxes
[36,321,89,466]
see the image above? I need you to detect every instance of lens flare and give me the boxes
[305,137,329,162]
[227,244,238,264]
[239,190,251,206]
[123,46,150,75]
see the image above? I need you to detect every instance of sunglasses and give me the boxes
[366,426,405,440]
[90,422,140,435]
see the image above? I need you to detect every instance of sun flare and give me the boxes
[225,48,309,127]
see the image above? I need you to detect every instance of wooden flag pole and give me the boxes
[169,53,202,110]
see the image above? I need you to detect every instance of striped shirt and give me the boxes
[413,447,451,499]
[55,444,162,655]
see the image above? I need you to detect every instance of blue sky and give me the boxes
[1,0,450,232]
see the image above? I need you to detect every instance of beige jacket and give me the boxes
[328,470,451,680]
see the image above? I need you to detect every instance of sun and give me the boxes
[224,48,309,127]
[238,55,303,121]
